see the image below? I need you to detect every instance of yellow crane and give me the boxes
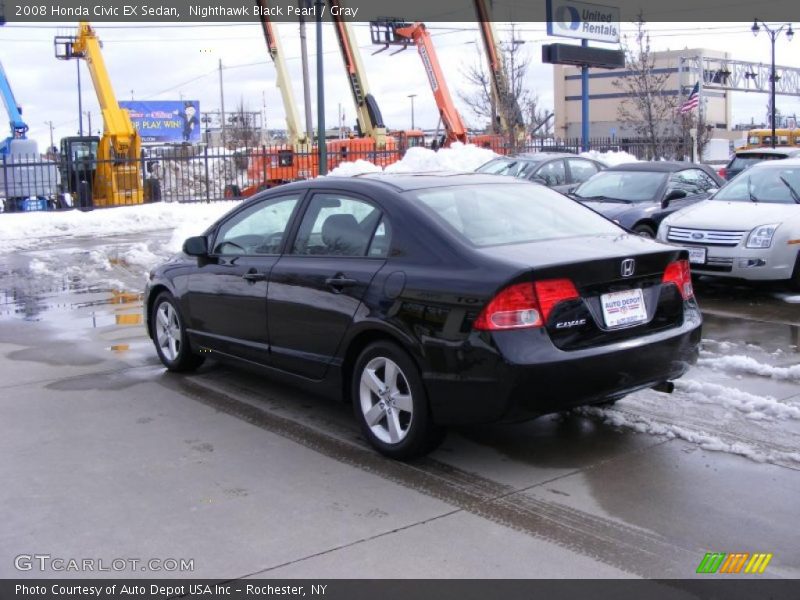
[55,22,143,206]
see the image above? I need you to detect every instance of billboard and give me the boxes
[119,100,201,143]
[546,0,620,44]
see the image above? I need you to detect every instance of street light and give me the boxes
[752,19,794,148]
[408,94,417,130]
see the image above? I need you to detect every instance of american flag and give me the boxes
[679,82,700,114]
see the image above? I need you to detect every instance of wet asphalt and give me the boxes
[1,233,798,579]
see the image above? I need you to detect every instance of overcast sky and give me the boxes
[2,20,799,147]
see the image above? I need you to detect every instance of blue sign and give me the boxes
[119,100,201,143]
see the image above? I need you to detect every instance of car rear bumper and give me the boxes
[423,308,702,425]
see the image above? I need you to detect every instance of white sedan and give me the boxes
[657,158,800,289]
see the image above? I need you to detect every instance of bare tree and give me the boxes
[678,111,712,161]
[613,16,679,159]
[459,26,551,147]
[227,99,259,149]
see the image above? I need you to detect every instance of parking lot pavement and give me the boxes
[1,234,799,579]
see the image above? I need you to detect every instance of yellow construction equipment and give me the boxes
[55,22,143,206]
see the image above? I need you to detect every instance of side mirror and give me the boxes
[183,236,208,257]
[530,175,548,185]
[663,189,688,207]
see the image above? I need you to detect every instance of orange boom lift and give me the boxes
[246,0,318,194]
[370,20,471,147]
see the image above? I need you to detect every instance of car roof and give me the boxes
[328,171,531,191]
[747,157,800,169]
[504,152,578,161]
[605,161,703,172]
[734,147,800,156]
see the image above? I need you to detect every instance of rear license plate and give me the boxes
[601,288,647,328]
[687,247,707,265]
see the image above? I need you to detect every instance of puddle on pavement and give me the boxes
[0,250,150,363]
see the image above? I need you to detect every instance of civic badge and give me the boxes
[621,258,636,278]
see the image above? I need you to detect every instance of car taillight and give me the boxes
[717,167,726,179]
[474,279,579,331]
[534,278,580,322]
[662,259,694,300]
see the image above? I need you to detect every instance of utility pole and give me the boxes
[85,111,92,136]
[45,121,55,149]
[408,94,417,130]
[315,0,326,174]
[298,0,314,141]
[219,58,227,148]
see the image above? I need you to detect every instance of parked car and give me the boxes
[718,147,800,181]
[475,152,606,193]
[570,162,723,238]
[145,173,702,459]
[658,158,800,289]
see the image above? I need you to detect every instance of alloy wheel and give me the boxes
[155,302,182,362]
[359,356,414,445]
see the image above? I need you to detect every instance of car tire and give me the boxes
[789,252,800,292]
[151,292,205,372]
[632,223,656,238]
[352,341,445,460]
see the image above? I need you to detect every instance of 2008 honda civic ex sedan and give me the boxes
[145,173,701,459]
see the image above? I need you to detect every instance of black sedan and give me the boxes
[145,174,701,459]
[475,152,606,193]
[570,162,723,238]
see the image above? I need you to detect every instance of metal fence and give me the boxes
[1,136,697,212]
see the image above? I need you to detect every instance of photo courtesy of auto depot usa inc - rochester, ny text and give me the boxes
[30,1,360,19]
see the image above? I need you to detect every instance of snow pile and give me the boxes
[699,354,800,381]
[0,201,240,254]
[385,143,498,173]
[327,159,382,177]
[150,153,249,202]
[580,150,639,166]
[581,405,800,466]
[773,293,800,304]
[326,142,499,177]
[676,380,800,421]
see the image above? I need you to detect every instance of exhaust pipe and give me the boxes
[652,381,675,394]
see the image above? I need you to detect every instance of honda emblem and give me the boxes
[621,258,636,277]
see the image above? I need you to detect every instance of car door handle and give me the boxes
[242,271,267,282]
[325,275,358,290]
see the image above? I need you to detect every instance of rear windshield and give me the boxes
[409,183,621,247]
[730,154,787,171]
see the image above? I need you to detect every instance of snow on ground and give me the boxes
[699,354,800,381]
[579,150,640,166]
[0,201,240,254]
[581,403,800,466]
[773,293,800,304]
[327,142,498,177]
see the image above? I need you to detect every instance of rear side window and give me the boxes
[410,183,620,247]
[566,158,600,184]
[535,160,566,185]
[476,159,535,178]
[292,194,385,257]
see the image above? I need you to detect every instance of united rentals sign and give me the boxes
[546,0,621,44]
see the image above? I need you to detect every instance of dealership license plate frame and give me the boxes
[686,247,707,265]
[600,288,648,328]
